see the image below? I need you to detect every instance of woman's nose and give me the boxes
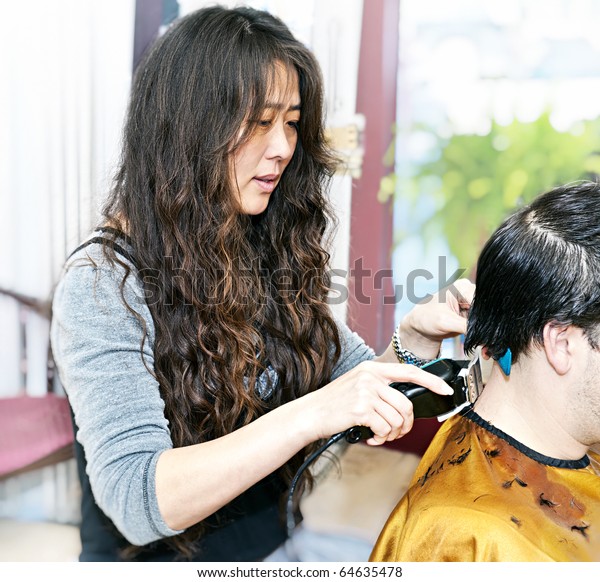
[266,123,296,161]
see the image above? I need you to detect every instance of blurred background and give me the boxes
[1,0,600,562]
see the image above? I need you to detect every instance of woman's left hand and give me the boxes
[397,278,475,360]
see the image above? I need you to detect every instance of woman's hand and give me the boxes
[300,360,453,446]
[399,278,475,360]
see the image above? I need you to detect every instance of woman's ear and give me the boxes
[542,322,575,375]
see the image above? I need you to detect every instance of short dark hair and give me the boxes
[464,181,600,363]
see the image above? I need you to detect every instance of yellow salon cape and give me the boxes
[370,407,600,562]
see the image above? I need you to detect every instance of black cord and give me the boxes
[285,430,348,539]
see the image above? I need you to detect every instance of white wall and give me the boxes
[0,0,135,398]
[0,0,135,522]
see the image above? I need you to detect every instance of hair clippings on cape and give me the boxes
[495,347,512,376]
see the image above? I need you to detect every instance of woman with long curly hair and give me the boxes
[50,5,472,561]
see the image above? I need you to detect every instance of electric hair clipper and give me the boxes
[344,351,484,444]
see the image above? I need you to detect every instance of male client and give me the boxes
[370,181,600,561]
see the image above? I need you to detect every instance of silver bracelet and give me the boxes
[391,327,436,367]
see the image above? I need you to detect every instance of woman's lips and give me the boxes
[253,174,279,193]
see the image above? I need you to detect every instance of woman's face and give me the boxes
[233,65,300,215]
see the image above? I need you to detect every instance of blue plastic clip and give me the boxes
[496,348,512,376]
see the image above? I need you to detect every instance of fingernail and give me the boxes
[442,383,454,396]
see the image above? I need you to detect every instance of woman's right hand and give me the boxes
[155,358,453,531]
[299,360,454,446]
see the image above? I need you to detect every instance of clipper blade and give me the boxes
[466,348,484,404]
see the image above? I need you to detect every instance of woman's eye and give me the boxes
[288,120,300,130]
[258,119,272,127]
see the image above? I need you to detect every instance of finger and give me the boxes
[373,398,408,440]
[370,362,454,396]
[365,410,414,445]
[365,435,387,446]
[446,282,475,317]
[363,415,393,445]
[377,388,415,439]
[437,310,468,336]
[408,367,456,396]
[454,278,475,303]
[445,279,475,309]
[378,383,414,417]
[359,384,417,445]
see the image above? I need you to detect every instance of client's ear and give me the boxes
[542,322,575,375]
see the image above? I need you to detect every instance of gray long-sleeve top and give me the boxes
[50,234,376,546]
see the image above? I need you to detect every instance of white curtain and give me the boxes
[0,0,135,523]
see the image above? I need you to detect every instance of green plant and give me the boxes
[380,112,600,272]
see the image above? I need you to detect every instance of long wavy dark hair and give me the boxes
[101,5,342,557]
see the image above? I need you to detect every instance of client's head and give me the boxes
[464,180,600,365]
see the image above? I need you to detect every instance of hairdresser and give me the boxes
[50,5,473,562]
